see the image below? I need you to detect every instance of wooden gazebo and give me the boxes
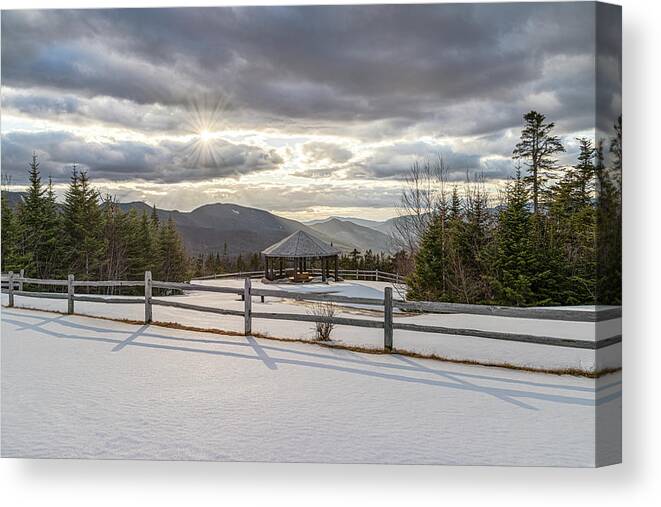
[262,230,340,282]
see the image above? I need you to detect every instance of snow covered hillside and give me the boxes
[1,308,621,465]
[1,279,621,372]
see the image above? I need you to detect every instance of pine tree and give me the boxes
[121,209,144,281]
[1,190,23,272]
[490,172,537,305]
[150,204,159,227]
[62,167,104,278]
[235,254,245,272]
[596,134,622,304]
[135,210,157,276]
[41,177,65,277]
[62,166,83,272]
[449,186,461,220]
[407,213,449,301]
[100,197,128,283]
[16,155,62,278]
[17,154,44,276]
[451,181,492,303]
[574,137,596,205]
[513,111,565,214]
[547,138,597,304]
[609,115,622,189]
[156,216,189,281]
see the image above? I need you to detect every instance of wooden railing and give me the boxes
[193,269,404,283]
[1,271,622,352]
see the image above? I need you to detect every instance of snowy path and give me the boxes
[1,308,621,465]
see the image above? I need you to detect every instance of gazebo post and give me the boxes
[279,258,283,277]
[321,257,327,282]
[264,256,269,280]
[334,255,339,281]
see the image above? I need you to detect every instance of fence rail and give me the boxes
[192,269,404,283]
[2,271,622,352]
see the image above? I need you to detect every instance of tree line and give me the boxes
[191,248,263,277]
[1,158,189,288]
[406,111,622,306]
[191,247,411,278]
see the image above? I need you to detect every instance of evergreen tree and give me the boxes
[156,216,189,281]
[450,181,492,303]
[513,111,565,214]
[41,177,65,277]
[100,197,129,283]
[122,209,144,279]
[596,134,622,304]
[350,248,360,269]
[574,138,596,205]
[609,115,622,189]
[490,172,537,305]
[62,168,104,279]
[235,253,245,272]
[547,138,597,304]
[1,190,23,272]
[489,171,566,306]
[16,155,62,278]
[407,212,450,301]
[449,185,461,220]
[150,204,159,226]
[135,210,157,276]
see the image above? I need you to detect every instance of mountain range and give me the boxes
[303,215,403,236]
[4,191,398,256]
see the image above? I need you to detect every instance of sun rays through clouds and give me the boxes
[180,92,233,169]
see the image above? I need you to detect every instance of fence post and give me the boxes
[384,286,393,352]
[7,271,14,307]
[67,274,75,314]
[244,277,252,336]
[19,269,24,291]
[144,271,152,323]
[375,269,379,282]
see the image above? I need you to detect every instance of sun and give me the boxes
[199,129,213,142]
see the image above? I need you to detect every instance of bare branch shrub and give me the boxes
[392,155,449,255]
[308,302,337,341]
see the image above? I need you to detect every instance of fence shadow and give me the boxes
[2,309,621,410]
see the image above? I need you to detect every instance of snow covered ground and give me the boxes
[0,279,621,372]
[1,307,621,465]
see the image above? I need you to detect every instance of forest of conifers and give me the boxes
[1,163,189,284]
[406,111,622,306]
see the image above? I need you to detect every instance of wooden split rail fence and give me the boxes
[2,271,622,352]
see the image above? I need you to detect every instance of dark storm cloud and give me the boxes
[595,2,622,138]
[3,4,599,123]
[0,3,621,186]
[2,89,185,133]
[1,131,283,183]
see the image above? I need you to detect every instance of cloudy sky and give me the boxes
[1,3,620,220]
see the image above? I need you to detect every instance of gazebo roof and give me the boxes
[262,230,341,258]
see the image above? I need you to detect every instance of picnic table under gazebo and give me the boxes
[261,230,341,282]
